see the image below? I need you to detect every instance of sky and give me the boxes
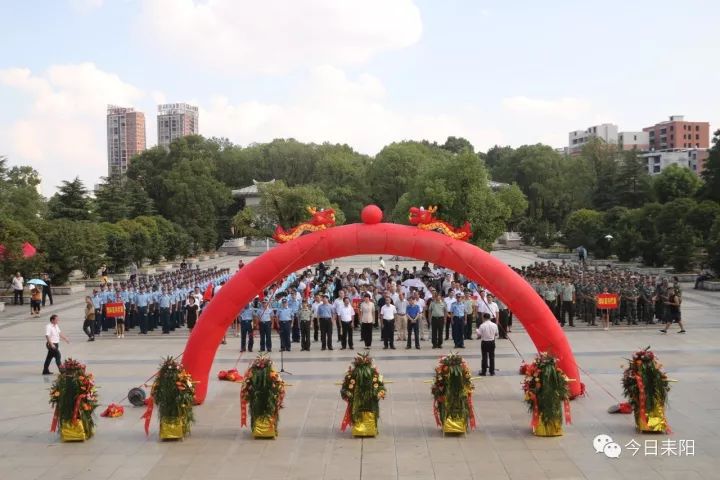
[1,0,719,195]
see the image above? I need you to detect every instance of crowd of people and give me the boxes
[82,265,232,340]
[518,260,686,333]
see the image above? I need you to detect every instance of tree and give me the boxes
[580,139,620,210]
[493,184,528,231]
[231,207,263,238]
[311,145,371,223]
[441,136,475,154]
[367,142,447,213]
[634,203,665,267]
[707,217,720,274]
[0,158,46,221]
[94,175,131,222]
[258,181,345,231]
[47,177,93,221]
[563,209,606,254]
[0,214,43,281]
[614,150,654,208]
[118,218,152,266]
[653,164,701,203]
[663,229,699,272]
[37,220,106,283]
[100,223,133,273]
[390,151,518,250]
[699,129,720,202]
[686,200,720,242]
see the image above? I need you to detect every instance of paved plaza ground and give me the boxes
[1,250,719,480]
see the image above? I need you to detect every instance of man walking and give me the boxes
[478,314,498,376]
[43,314,70,375]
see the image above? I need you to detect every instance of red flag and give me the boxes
[22,242,37,258]
[202,284,214,302]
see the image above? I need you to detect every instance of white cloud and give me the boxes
[136,0,423,74]
[0,63,144,194]
[201,66,503,154]
[502,96,592,120]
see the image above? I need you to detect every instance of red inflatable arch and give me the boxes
[183,222,583,403]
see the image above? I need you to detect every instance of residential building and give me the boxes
[568,123,619,154]
[157,103,199,148]
[618,131,649,151]
[106,105,146,176]
[643,115,709,150]
[639,148,708,175]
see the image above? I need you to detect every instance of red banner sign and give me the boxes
[105,302,126,318]
[596,293,619,310]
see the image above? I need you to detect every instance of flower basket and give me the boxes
[431,353,476,435]
[241,354,285,439]
[622,347,670,434]
[141,357,196,440]
[49,358,99,442]
[340,353,386,437]
[521,353,571,437]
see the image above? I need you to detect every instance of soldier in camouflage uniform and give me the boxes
[638,278,655,324]
[584,282,598,326]
[621,281,639,325]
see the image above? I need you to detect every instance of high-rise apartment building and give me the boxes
[107,105,146,176]
[568,123,619,154]
[643,115,709,150]
[157,103,199,148]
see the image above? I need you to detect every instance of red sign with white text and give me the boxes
[596,293,619,310]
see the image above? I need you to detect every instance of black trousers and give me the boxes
[560,301,574,326]
[43,343,61,372]
[340,321,353,349]
[499,309,509,338]
[241,320,254,351]
[319,317,333,349]
[259,322,272,351]
[431,316,444,347]
[42,287,53,306]
[13,289,23,305]
[361,322,373,347]
[481,340,495,374]
[335,317,342,341]
[407,320,419,348]
[83,320,94,339]
[444,315,451,339]
[313,317,319,341]
[300,320,311,350]
[383,319,395,347]
[279,321,292,351]
[464,314,475,339]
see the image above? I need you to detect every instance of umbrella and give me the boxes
[27,278,48,287]
[401,278,431,298]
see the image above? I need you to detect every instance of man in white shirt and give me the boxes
[12,271,24,305]
[43,314,70,375]
[486,294,500,323]
[380,296,397,350]
[338,297,355,350]
[477,315,499,376]
[332,290,346,343]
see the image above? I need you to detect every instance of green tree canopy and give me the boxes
[258,181,345,232]
[699,129,720,202]
[47,177,94,221]
[653,164,702,203]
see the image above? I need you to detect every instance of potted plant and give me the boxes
[240,354,286,438]
[340,353,386,437]
[431,353,476,434]
[522,352,572,436]
[622,347,671,433]
[49,358,99,441]
[142,356,196,440]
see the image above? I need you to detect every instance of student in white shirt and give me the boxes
[43,314,70,375]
